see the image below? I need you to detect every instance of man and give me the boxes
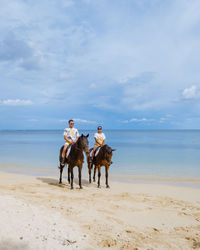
[61,119,79,166]
[90,126,106,161]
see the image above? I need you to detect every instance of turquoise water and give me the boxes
[0,130,200,178]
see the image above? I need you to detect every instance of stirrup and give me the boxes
[61,159,65,166]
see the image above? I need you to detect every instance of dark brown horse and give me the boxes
[59,134,89,189]
[87,144,115,188]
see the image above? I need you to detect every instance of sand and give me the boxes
[0,170,200,250]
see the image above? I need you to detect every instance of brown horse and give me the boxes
[87,144,115,188]
[59,134,89,189]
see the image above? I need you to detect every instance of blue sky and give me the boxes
[0,0,200,129]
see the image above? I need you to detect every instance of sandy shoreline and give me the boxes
[0,170,200,249]
[1,165,200,187]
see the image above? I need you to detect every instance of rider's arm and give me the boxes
[102,133,106,146]
[73,129,79,143]
[64,135,72,144]
[95,138,102,145]
[73,136,79,143]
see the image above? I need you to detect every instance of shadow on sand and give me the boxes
[37,177,94,188]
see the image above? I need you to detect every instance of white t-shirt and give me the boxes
[94,132,106,145]
[63,128,79,142]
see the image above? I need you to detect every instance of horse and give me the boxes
[87,144,115,188]
[59,134,89,189]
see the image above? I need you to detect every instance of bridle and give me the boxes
[74,137,89,153]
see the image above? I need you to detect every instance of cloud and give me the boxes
[182,85,200,100]
[0,34,32,61]
[59,118,97,124]
[58,72,72,81]
[0,0,200,129]
[20,56,44,70]
[73,118,97,124]
[123,118,154,123]
[59,119,68,123]
[0,99,33,106]
[0,32,43,70]
[130,118,148,122]
[27,118,39,122]
[123,114,174,124]
[90,83,96,88]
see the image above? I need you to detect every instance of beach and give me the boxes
[1,0,200,248]
[0,170,200,249]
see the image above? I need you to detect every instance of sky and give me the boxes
[0,0,200,130]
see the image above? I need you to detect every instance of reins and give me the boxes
[73,138,85,153]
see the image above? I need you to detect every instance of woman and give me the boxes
[90,126,106,161]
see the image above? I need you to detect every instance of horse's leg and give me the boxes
[88,164,92,183]
[105,165,110,188]
[78,165,83,189]
[93,166,96,182]
[68,166,70,184]
[97,166,101,188]
[70,166,74,189]
[59,165,63,184]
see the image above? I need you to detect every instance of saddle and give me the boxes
[65,144,72,159]
[94,147,101,157]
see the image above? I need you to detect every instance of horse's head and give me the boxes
[79,134,89,153]
[103,145,116,164]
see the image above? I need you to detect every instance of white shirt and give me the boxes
[63,128,79,142]
[94,132,106,144]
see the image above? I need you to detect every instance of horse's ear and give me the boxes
[86,134,89,137]
[81,134,83,137]
[112,149,116,151]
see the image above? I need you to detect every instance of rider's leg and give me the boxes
[61,145,68,165]
[90,146,97,162]
[91,147,95,158]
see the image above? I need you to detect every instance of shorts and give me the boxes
[65,142,70,146]
[94,143,101,148]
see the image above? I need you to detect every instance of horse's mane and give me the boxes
[100,144,112,160]
[70,134,88,156]
[71,136,82,152]
[102,144,112,153]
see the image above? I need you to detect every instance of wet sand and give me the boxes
[0,170,200,249]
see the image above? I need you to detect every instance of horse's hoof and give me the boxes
[80,186,83,189]
[106,185,110,188]
[71,187,74,190]
[98,186,101,188]
[59,181,62,184]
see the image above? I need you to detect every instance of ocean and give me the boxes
[0,130,200,179]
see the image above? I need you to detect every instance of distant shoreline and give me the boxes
[1,129,200,131]
[1,165,200,189]
[1,129,200,189]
